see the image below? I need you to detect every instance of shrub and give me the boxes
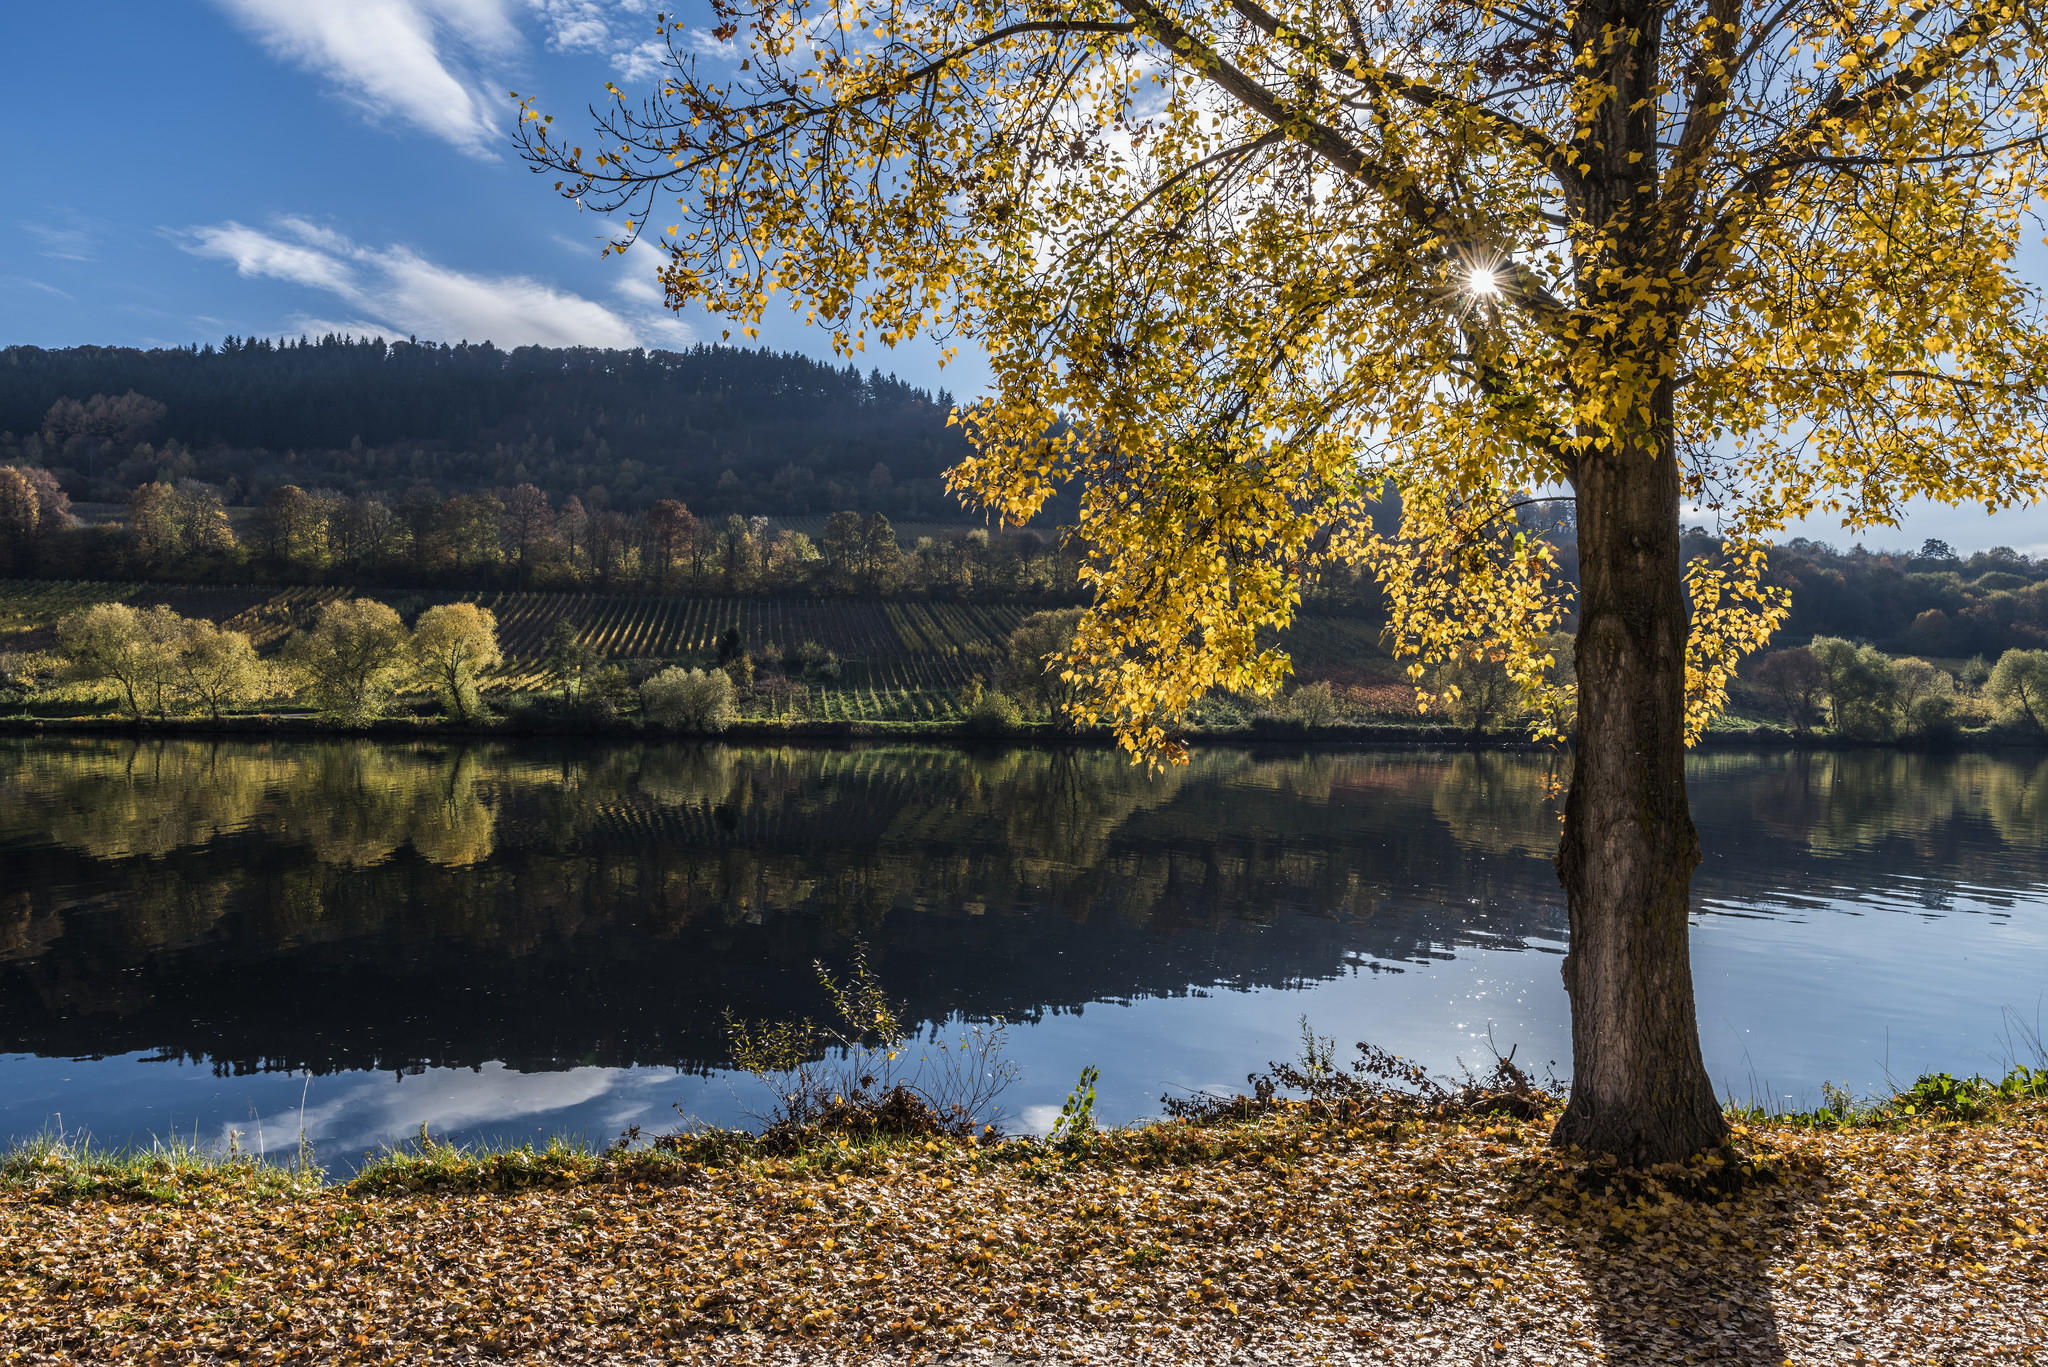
[722,947,1016,1150]
[1906,693,1960,742]
[1281,679,1340,728]
[640,666,736,733]
[960,681,1023,734]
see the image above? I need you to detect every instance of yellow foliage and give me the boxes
[517,1,2048,761]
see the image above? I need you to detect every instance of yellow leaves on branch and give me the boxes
[514,0,2048,763]
[1681,542,1790,744]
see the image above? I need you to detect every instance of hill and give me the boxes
[0,339,1011,521]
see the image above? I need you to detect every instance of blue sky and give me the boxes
[0,1,2041,553]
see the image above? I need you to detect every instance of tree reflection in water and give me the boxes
[0,739,2044,1088]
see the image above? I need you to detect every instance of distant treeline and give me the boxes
[0,337,1019,521]
[0,470,1085,601]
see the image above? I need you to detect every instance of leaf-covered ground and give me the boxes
[2,1106,2042,1365]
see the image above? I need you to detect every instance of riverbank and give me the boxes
[4,708,2046,753]
[4,1099,2042,1365]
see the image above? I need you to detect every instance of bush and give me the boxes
[640,666,736,733]
[722,948,1016,1150]
[1281,680,1339,728]
[1906,693,1960,742]
[961,682,1023,734]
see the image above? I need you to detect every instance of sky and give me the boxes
[0,1,2042,554]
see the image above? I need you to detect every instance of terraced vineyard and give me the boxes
[0,581,347,652]
[2,580,1403,720]
[472,592,1034,708]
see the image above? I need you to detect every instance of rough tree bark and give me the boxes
[1552,382,1728,1163]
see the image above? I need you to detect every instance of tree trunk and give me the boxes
[1552,390,1728,1164]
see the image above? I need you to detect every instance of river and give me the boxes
[2,738,2042,1164]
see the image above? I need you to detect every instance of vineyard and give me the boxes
[0,580,1406,722]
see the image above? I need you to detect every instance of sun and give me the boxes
[1466,266,1500,297]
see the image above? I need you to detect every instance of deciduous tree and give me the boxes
[1987,649,2048,734]
[1752,648,1825,734]
[176,621,264,721]
[285,598,410,723]
[524,0,2048,1160]
[56,602,183,721]
[411,603,503,722]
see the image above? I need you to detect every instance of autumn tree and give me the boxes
[285,598,410,723]
[998,608,1085,718]
[1752,647,1825,734]
[542,618,597,705]
[176,621,265,721]
[498,483,555,588]
[57,602,185,721]
[523,2,2048,1160]
[0,467,40,570]
[643,498,699,588]
[1987,648,2048,734]
[411,603,503,722]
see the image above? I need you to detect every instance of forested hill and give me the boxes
[0,338,984,519]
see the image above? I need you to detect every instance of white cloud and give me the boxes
[211,0,521,157]
[3,276,75,300]
[232,1062,625,1155]
[180,216,693,349]
[676,28,736,60]
[21,218,94,262]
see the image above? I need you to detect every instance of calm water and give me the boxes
[2,738,2043,1164]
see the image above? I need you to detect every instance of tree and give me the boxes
[527,2,2048,1161]
[498,483,554,588]
[253,485,320,571]
[0,467,40,569]
[820,510,865,587]
[125,482,182,568]
[56,602,183,720]
[1807,637,1899,737]
[642,499,698,589]
[859,513,899,592]
[997,609,1084,719]
[1987,650,2048,734]
[1752,649,1825,735]
[176,622,264,721]
[640,666,736,733]
[285,598,409,723]
[541,618,596,705]
[1431,652,1522,734]
[411,603,503,722]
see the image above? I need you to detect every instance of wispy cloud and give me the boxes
[233,1062,626,1155]
[21,217,95,262]
[2,275,75,300]
[211,0,521,157]
[179,216,693,349]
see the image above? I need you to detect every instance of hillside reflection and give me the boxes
[2,739,2044,1077]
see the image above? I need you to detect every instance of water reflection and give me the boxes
[1,739,2044,1148]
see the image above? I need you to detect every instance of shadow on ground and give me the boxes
[1529,1146,1829,1364]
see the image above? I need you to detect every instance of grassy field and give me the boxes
[0,579,1417,725]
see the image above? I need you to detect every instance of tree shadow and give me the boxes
[1522,1144,1829,1364]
